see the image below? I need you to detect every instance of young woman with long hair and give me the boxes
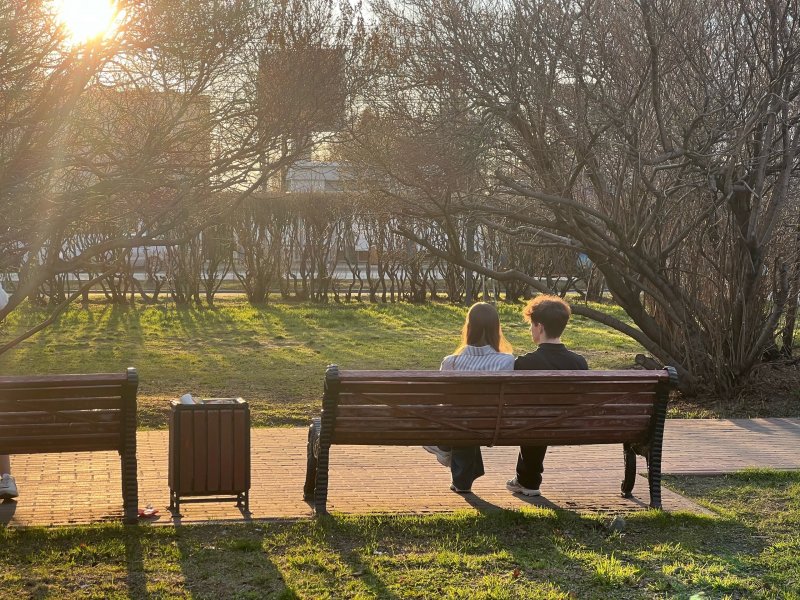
[423,302,514,493]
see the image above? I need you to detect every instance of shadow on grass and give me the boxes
[310,514,404,599]
[121,523,298,598]
[123,527,148,598]
[461,492,531,513]
[314,510,579,596]
[0,498,17,525]
[0,494,781,599]
[173,524,298,599]
[549,509,766,596]
[308,504,770,599]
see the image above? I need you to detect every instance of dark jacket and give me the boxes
[514,343,588,371]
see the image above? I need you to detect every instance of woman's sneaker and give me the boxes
[0,474,18,499]
[450,484,472,494]
[506,477,540,497]
[423,446,452,467]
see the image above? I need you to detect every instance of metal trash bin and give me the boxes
[168,398,250,515]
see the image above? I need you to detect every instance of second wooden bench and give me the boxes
[304,366,677,514]
[0,369,139,523]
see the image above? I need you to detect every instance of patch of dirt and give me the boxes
[671,363,800,419]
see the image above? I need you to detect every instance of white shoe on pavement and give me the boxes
[0,474,18,499]
[506,477,541,497]
[423,446,452,468]
[450,483,472,494]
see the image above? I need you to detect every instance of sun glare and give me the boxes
[54,0,120,45]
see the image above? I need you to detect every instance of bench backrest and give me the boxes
[0,369,138,455]
[325,368,674,447]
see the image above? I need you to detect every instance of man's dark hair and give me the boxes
[522,295,572,339]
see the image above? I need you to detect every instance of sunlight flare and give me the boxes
[53,0,120,44]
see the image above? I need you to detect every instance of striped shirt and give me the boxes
[440,345,516,372]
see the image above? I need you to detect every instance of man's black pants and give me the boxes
[516,445,548,489]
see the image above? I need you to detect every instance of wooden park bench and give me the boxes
[0,368,139,524]
[304,366,678,514]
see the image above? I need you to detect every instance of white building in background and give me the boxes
[284,160,342,193]
[282,159,372,262]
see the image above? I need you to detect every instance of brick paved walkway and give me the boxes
[2,418,798,527]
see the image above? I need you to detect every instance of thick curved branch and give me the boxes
[394,224,692,385]
[639,0,672,152]
[0,267,118,355]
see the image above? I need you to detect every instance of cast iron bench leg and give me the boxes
[121,448,138,525]
[647,449,663,509]
[314,435,331,516]
[621,443,637,498]
[313,408,334,517]
[303,418,321,501]
[647,395,668,509]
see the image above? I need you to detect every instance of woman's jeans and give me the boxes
[438,445,484,490]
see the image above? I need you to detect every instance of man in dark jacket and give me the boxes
[507,295,588,496]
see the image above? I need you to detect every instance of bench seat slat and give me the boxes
[339,370,669,382]
[0,410,121,425]
[339,381,660,395]
[335,404,654,418]
[0,398,127,411]
[341,383,508,395]
[0,433,122,454]
[0,385,125,400]
[498,381,659,393]
[0,423,121,436]
[337,392,657,406]
[0,373,129,386]
[333,414,652,430]
[341,382,658,394]
[332,429,650,445]
[0,436,119,454]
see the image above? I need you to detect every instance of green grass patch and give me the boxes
[0,298,644,428]
[1,471,799,598]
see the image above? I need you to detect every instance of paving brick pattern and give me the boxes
[2,419,798,527]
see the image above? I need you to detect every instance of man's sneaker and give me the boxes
[506,477,541,497]
[0,474,18,500]
[423,446,452,467]
[450,483,472,494]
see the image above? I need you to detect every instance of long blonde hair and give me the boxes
[454,302,513,354]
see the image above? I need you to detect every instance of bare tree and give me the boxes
[201,222,235,306]
[355,0,800,395]
[233,196,288,303]
[0,0,372,353]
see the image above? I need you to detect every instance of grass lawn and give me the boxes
[0,298,645,428]
[1,470,798,599]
